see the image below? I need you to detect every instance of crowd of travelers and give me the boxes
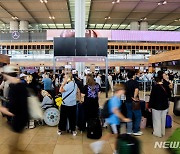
[0,65,177,154]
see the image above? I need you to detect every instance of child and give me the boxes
[90,84,131,154]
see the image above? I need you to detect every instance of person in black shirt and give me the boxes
[125,71,143,136]
[149,71,169,138]
[0,65,29,153]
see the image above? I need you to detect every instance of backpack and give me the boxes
[101,100,112,119]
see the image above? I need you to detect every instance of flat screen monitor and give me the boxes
[96,38,108,56]
[86,38,97,56]
[76,38,87,56]
[54,37,75,56]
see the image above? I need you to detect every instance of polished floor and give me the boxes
[0,92,179,154]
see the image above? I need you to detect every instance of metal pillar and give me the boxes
[75,0,85,76]
[105,57,108,98]
[53,57,56,74]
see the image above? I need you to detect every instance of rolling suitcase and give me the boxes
[76,103,86,131]
[173,97,180,116]
[116,134,141,154]
[140,117,147,129]
[166,115,172,128]
[87,118,102,139]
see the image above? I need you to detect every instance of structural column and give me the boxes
[75,0,85,75]
[130,21,139,30]
[140,21,148,31]
[10,21,19,31]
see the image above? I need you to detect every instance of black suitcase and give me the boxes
[76,103,86,131]
[144,110,153,128]
[173,97,180,116]
[87,118,102,139]
[117,134,141,154]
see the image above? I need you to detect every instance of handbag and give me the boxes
[132,100,141,110]
[55,82,75,108]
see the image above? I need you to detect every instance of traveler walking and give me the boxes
[0,65,29,154]
[90,84,131,154]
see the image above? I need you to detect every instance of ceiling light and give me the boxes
[105,16,111,20]
[163,1,167,4]
[174,19,180,22]
[12,16,18,20]
[40,0,48,3]
[158,1,167,6]
[49,16,55,20]
[112,0,120,4]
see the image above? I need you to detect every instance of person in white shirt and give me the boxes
[108,74,114,92]
[95,74,102,86]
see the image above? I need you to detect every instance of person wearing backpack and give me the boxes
[90,84,131,154]
[57,72,79,136]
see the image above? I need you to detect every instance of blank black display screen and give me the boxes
[96,38,108,56]
[54,37,107,57]
[54,38,75,56]
[76,38,87,56]
[87,38,97,56]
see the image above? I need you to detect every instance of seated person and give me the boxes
[41,90,54,109]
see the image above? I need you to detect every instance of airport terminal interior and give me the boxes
[0,0,180,154]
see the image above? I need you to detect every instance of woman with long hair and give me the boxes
[82,74,101,121]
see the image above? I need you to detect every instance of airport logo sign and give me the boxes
[12,31,20,39]
[154,141,180,149]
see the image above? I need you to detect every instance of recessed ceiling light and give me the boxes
[158,1,167,6]
[49,16,55,19]
[105,16,111,20]
[12,16,18,20]
[174,19,180,22]
[163,1,167,4]
[40,0,48,3]
[112,0,120,4]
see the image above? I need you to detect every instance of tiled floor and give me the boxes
[0,92,179,154]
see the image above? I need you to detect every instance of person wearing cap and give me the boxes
[20,73,27,84]
[0,65,29,153]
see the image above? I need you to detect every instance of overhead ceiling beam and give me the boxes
[0,2,16,19]
[109,24,113,29]
[18,0,39,23]
[102,2,115,29]
[66,0,73,29]
[43,3,57,29]
[117,0,142,29]
[0,19,6,24]
[151,6,180,25]
[87,0,93,29]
